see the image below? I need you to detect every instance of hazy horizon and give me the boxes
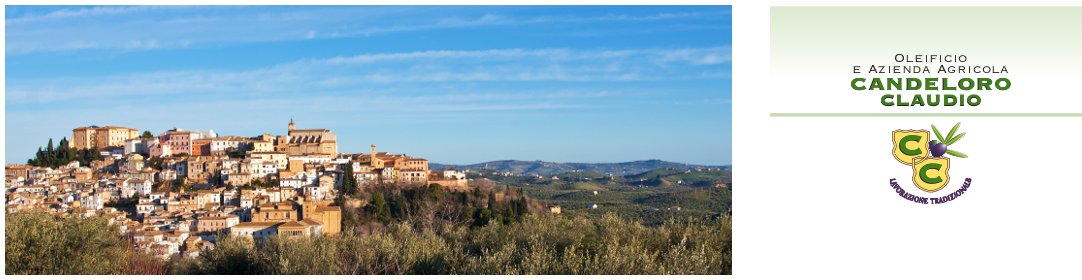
[428,159,732,166]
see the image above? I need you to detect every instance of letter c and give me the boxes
[920,163,943,184]
[899,135,922,156]
[852,78,866,90]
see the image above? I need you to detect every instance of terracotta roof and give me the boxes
[315,206,340,212]
[233,222,284,228]
[279,221,306,228]
[300,218,323,226]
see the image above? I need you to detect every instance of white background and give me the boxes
[737,1,1082,279]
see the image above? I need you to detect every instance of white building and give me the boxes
[105,147,125,157]
[76,192,103,210]
[356,172,377,185]
[149,241,180,259]
[399,170,428,184]
[159,169,177,181]
[239,195,254,209]
[111,178,133,197]
[14,185,52,193]
[166,127,217,140]
[195,129,217,140]
[124,138,158,155]
[137,203,156,216]
[304,185,323,201]
[210,137,245,153]
[377,167,395,183]
[231,222,281,240]
[288,156,336,165]
[443,168,465,180]
[130,179,152,197]
[149,192,165,203]
[280,178,306,189]
[260,161,278,179]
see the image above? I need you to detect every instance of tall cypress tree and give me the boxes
[57,138,69,164]
[342,163,356,196]
[370,192,389,223]
[90,146,102,161]
[33,147,44,166]
[518,197,529,216]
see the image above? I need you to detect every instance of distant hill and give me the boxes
[430,159,731,176]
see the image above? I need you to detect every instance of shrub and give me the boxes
[8,212,731,275]
[179,213,730,275]
[5,212,168,275]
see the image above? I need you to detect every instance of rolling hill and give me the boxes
[430,159,730,176]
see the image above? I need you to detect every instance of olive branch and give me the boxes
[930,122,968,158]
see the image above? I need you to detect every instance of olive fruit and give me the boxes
[931,143,948,157]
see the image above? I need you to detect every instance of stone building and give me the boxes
[251,201,298,223]
[70,126,140,150]
[272,120,338,157]
[301,200,342,236]
[196,214,239,234]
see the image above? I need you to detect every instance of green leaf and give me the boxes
[931,124,946,143]
[945,122,961,143]
[946,132,966,145]
[945,149,968,158]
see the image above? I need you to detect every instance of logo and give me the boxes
[889,122,973,204]
[912,157,949,192]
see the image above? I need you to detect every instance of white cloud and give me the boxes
[6,7,731,54]
[7,47,728,104]
[6,6,159,25]
[655,47,733,65]
[694,53,731,65]
[321,49,572,64]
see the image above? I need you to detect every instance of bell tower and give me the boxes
[288,118,295,132]
[370,144,376,162]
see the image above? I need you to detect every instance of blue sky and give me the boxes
[5,5,732,166]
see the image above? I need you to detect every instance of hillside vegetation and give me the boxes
[6,211,731,275]
[6,212,170,275]
[8,177,731,275]
[175,213,730,274]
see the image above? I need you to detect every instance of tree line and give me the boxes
[25,138,104,168]
[25,130,156,168]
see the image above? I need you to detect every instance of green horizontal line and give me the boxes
[770,113,1082,117]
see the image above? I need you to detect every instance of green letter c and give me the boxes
[899,135,922,156]
[920,163,943,184]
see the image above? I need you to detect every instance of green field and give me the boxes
[469,168,732,226]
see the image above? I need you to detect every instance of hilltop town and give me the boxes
[4,120,468,259]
